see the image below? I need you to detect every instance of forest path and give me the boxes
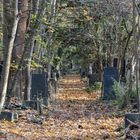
[0,74,123,140]
[46,74,123,140]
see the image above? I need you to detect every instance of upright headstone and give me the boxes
[57,47,63,58]
[113,58,118,68]
[88,74,99,87]
[122,60,126,78]
[103,67,118,100]
[125,113,140,128]
[31,73,48,105]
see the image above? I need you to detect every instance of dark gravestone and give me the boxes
[113,58,118,68]
[80,68,86,77]
[0,112,18,121]
[56,72,59,80]
[121,60,126,78]
[89,75,94,87]
[103,67,118,100]
[31,73,48,105]
[88,74,99,87]
[57,47,63,58]
[125,113,140,128]
[0,64,2,74]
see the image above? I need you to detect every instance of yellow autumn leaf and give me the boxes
[48,29,54,33]
[83,9,88,16]
[86,15,92,21]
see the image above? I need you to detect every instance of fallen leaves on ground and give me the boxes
[0,74,124,140]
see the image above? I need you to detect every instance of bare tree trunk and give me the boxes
[132,0,140,111]
[6,0,45,100]
[137,14,140,112]
[24,0,47,100]
[15,0,28,57]
[0,0,19,112]
[47,0,57,81]
[0,0,3,47]
[12,0,28,101]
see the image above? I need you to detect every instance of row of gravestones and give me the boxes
[0,72,59,121]
[0,49,62,121]
[23,72,59,107]
[87,67,119,100]
[85,58,122,100]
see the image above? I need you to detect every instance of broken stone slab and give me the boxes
[125,113,140,128]
[29,116,45,125]
[0,111,18,121]
[22,100,42,114]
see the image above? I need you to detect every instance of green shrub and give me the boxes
[112,81,127,108]
[85,82,102,93]
[112,80,138,108]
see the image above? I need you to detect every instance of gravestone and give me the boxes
[125,113,140,128]
[80,68,86,77]
[31,73,48,105]
[88,74,99,87]
[57,47,63,58]
[103,67,118,100]
[113,58,118,68]
[122,60,126,78]
[0,112,18,121]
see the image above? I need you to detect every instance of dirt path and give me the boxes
[46,75,123,140]
[0,74,123,140]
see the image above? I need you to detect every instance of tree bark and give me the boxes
[14,0,28,57]
[0,0,19,112]
[24,0,47,100]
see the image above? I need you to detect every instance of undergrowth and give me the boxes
[112,80,137,109]
[85,82,102,93]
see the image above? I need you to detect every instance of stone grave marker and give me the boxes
[31,73,48,105]
[88,74,99,87]
[80,68,86,77]
[0,112,18,121]
[121,60,126,78]
[103,67,118,100]
[113,58,118,68]
[125,113,140,128]
[57,47,63,58]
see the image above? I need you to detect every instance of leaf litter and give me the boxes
[0,74,124,140]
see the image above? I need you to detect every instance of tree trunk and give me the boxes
[132,0,140,111]
[24,0,47,100]
[14,0,28,57]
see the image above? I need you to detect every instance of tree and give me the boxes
[0,0,19,112]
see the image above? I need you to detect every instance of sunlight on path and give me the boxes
[0,74,123,140]
[46,74,123,140]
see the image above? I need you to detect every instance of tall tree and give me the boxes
[24,0,47,100]
[0,0,19,112]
